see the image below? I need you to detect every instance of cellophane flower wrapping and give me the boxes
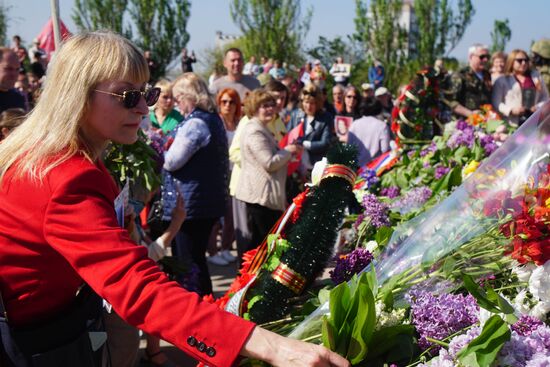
[290,102,550,340]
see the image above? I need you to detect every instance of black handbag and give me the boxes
[0,285,103,367]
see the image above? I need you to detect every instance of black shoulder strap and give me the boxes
[0,288,7,322]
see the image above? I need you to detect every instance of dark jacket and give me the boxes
[288,109,334,165]
[170,109,229,219]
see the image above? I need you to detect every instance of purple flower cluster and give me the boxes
[406,290,479,352]
[434,165,450,179]
[479,134,498,155]
[456,120,469,131]
[391,186,432,214]
[330,248,374,284]
[360,193,390,228]
[420,142,438,157]
[420,319,550,366]
[359,169,380,189]
[512,315,545,336]
[447,124,475,149]
[380,186,401,199]
[497,325,550,366]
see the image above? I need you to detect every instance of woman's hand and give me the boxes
[241,327,350,367]
[285,144,303,155]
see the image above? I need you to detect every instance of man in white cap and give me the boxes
[361,83,375,99]
[374,87,393,123]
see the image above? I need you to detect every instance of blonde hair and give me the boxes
[154,78,173,94]
[243,89,276,118]
[0,31,149,182]
[300,83,322,111]
[172,72,217,113]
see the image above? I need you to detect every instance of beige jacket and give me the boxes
[235,117,291,211]
[492,71,549,125]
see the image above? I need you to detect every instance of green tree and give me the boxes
[490,19,512,53]
[128,0,191,81]
[230,0,312,66]
[354,0,408,92]
[72,0,191,80]
[0,4,8,46]
[413,0,475,66]
[307,35,363,70]
[72,0,128,34]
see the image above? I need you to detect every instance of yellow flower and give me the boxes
[463,160,480,177]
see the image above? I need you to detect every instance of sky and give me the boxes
[5,0,550,68]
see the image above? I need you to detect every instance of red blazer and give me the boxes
[0,154,254,366]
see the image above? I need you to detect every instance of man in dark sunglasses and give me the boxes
[445,43,492,118]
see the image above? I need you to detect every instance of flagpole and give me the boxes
[50,0,62,50]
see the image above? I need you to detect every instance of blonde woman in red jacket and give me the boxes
[0,31,349,367]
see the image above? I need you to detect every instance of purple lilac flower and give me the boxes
[359,169,379,190]
[479,134,498,155]
[406,290,479,352]
[380,186,401,199]
[526,352,550,367]
[420,142,438,157]
[512,315,545,336]
[330,248,374,284]
[447,125,475,149]
[391,186,432,214]
[434,165,450,179]
[456,120,469,131]
[407,150,416,158]
[497,325,550,366]
[361,193,390,228]
[423,161,431,169]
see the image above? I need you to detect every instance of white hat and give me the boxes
[313,59,321,65]
[375,87,390,97]
[361,83,374,91]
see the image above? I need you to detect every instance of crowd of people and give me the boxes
[1,29,550,367]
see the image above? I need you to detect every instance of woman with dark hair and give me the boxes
[347,98,391,167]
[341,85,361,119]
[492,49,549,126]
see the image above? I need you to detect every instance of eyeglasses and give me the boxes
[94,87,161,108]
[477,54,490,60]
[515,58,529,64]
[260,103,276,109]
[220,99,236,106]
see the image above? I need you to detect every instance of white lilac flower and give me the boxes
[364,240,378,253]
[514,262,537,282]
[529,261,550,304]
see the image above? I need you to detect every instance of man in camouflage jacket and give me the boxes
[444,44,492,118]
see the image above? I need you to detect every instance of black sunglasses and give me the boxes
[94,87,161,108]
[478,54,490,60]
[515,58,529,64]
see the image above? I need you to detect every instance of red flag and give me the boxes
[279,121,304,175]
[36,18,72,60]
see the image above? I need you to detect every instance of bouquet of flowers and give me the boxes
[288,103,550,366]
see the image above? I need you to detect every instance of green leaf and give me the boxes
[347,275,376,364]
[486,288,515,316]
[374,226,394,247]
[322,316,337,351]
[453,146,470,162]
[457,315,511,367]
[462,274,501,313]
[329,282,350,331]
[367,324,415,359]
